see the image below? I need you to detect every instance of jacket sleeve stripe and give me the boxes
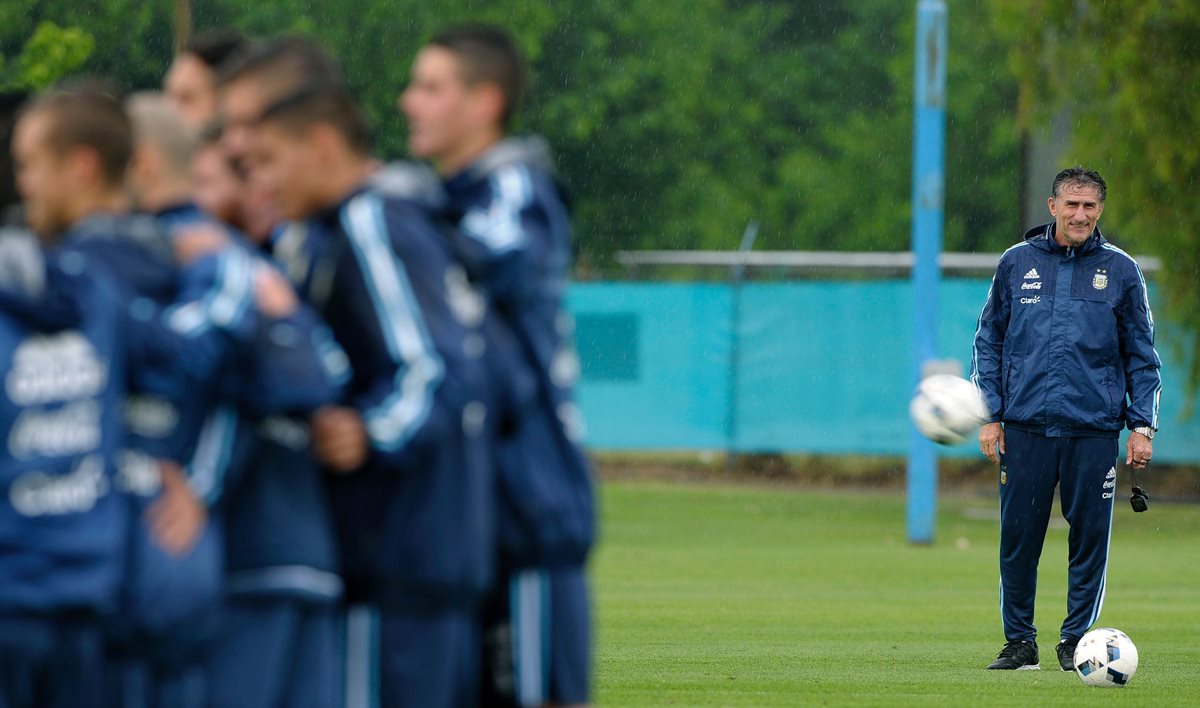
[970,242,1025,419]
[187,405,239,505]
[459,164,532,255]
[341,194,445,451]
[165,247,254,338]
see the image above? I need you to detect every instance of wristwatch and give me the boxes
[1132,426,1156,440]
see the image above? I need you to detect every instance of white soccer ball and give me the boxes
[909,374,988,445]
[1074,628,1139,687]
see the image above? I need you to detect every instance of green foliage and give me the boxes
[2,1,1030,272]
[991,0,1200,397]
[0,21,94,91]
[595,480,1200,704]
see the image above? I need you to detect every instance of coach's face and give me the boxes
[1048,183,1104,248]
[13,112,76,239]
[400,46,481,169]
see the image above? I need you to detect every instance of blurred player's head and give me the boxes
[165,30,246,129]
[216,36,344,166]
[401,24,525,174]
[247,84,372,221]
[126,92,196,212]
[190,124,244,227]
[191,123,281,243]
[13,86,131,239]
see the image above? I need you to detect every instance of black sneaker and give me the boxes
[1056,639,1078,671]
[987,639,1040,670]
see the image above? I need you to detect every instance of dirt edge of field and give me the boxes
[594,452,1200,503]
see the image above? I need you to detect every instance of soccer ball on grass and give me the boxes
[909,374,988,445]
[1074,628,1139,687]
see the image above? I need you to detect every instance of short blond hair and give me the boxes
[126,91,197,179]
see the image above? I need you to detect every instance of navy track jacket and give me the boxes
[971,223,1161,437]
[0,234,129,615]
[274,188,494,608]
[155,203,347,603]
[442,137,596,567]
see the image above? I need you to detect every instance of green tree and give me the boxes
[2,1,1028,273]
[0,21,94,91]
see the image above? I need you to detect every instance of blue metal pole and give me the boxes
[907,0,947,544]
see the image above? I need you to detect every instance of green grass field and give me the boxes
[592,480,1200,706]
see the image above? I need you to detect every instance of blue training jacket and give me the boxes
[0,233,129,616]
[155,203,348,604]
[274,187,494,609]
[971,222,1162,437]
[441,138,596,568]
[61,211,344,639]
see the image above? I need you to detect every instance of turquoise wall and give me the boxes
[568,280,1200,463]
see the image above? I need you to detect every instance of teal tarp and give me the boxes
[568,280,1200,463]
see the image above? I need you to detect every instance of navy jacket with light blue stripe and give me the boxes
[63,212,345,633]
[276,188,493,607]
[156,203,347,603]
[442,138,596,567]
[0,242,130,615]
[971,223,1161,437]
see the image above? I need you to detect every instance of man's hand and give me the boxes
[1125,431,1153,469]
[979,422,1005,465]
[312,405,369,473]
[173,225,230,265]
[146,461,207,556]
[254,266,299,318]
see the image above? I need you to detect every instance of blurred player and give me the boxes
[126,91,349,708]
[189,125,245,228]
[0,227,127,708]
[190,125,278,244]
[164,30,246,130]
[163,30,284,244]
[14,85,338,706]
[232,39,496,706]
[216,36,344,170]
[401,24,596,708]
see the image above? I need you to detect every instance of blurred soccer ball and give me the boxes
[909,374,988,445]
[1074,628,1138,687]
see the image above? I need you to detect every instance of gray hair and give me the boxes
[1051,166,1107,202]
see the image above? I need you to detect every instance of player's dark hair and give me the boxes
[196,118,223,147]
[257,82,372,155]
[1051,167,1107,203]
[216,35,345,98]
[428,24,526,129]
[20,84,132,187]
[182,29,246,70]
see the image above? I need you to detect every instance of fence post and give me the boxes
[726,221,760,471]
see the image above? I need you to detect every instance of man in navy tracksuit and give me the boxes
[15,87,345,706]
[402,25,596,706]
[126,92,350,708]
[971,167,1161,672]
[233,43,496,706]
[0,230,129,708]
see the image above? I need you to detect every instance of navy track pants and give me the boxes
[998,428,1118,643]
